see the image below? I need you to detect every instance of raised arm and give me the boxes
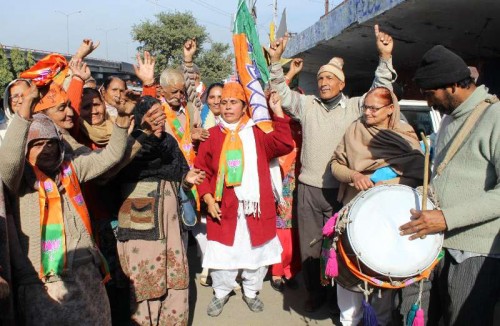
[264,92,294,159]
[97,104,166,183]
[67,58,91,140]
[285,58,304,84]
[73,39,100,60]
[0,84,38,193]
[182,39,203,111]
[267,36,307,121]
[370,24,397,90]
[134,51,156,97]
[72,97,135,182]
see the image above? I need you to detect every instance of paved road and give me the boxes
[186,244,340,326]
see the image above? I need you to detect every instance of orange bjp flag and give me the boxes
[233,34,273,133]
[20,53,69,87]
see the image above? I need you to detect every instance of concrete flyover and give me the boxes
[283,0,500,98]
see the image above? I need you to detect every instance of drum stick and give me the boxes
[420,132,430,239]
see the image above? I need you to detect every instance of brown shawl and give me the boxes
[332,91,425,200]
[78,118,114,147]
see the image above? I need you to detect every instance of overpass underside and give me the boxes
[284,0,500,98]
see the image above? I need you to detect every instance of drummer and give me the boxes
[400,45,500,325]
[331,86,425,325]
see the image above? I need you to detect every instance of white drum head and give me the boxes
[346,185,443,278]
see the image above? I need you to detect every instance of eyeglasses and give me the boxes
[9,93,24,104]
[361,103,391,112]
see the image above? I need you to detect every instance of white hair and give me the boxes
[159,68,184,87]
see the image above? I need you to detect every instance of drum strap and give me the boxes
[435,96,499,176]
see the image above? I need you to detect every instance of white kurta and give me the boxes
[203,204,282,270]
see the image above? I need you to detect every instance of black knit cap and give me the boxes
[414,45,471,90]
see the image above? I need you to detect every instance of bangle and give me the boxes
[184,59,193,64]
[72,75,84,82]
[143,81,155,87]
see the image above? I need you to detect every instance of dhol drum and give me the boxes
[331,184,443,291]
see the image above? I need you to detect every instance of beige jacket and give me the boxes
[0,114,128,284]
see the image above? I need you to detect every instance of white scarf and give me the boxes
[220,118,284,216]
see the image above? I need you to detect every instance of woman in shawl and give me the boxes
[331,86,425,326]
[77,87,164,325]
[77,88,115,149]
[115,96,205,325]
[0,81,132,325]
[194,82,293,317]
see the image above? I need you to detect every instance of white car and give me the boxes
[399,99,442,138]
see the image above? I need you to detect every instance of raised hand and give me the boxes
[183,39,197,63]
[18,82,39,120]
[74,39,100,59]
[69,58,91,81]
[265,33,289,63]
[115,90,140,116]
[134,51,155,86]
[286,58,304,81]
[268,91,284,118]
[374,24,393,60]
[289,58,304,75]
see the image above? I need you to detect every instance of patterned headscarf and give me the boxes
[27,114,65,170]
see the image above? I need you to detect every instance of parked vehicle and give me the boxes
[399,100,441,140]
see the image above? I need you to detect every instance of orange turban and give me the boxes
[34,83,68,112]
[20,53,69,87]
[221,82,247,102]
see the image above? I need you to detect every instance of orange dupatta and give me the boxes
[162,102,200,210]
[214,115,250,201]
[162,103,196,167]
[34,162,110,281]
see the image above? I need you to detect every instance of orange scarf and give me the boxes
[20,53,68,87]
[215,115,250,201]
[163,103,196,168]
[34,162,110,281]
[162,102,200,210]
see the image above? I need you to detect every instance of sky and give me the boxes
[0,0,334,63]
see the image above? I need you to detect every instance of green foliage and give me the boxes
[197,42,233,86]
[132,11,208,75]
[26,51,36,67]
[131,11,233,83]
[10,47,26,77]
[0,46,15,96]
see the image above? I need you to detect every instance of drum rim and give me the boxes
[337,233,444,289]
[345,184,444,278]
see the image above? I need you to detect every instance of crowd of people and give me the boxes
[0,21,498,326]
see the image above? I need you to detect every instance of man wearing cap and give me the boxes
[400,45,500,325]
[267,25,397,312]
